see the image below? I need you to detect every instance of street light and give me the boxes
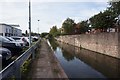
[38,20,40,36]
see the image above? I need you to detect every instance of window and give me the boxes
[5,33,7,36]
[6,28,8,33]
[0,33,3,36]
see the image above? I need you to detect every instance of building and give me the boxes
[0,23,22,37]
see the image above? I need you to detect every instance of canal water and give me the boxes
[48,39,120,78]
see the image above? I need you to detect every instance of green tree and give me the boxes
[89,10,116,31]
[41,32,49,38]
[108,1,120,31]
[49,26,59,37]
[56,28,62,36]
[78,20,89,34]
[62,18,75,34]
[109,1,120,17]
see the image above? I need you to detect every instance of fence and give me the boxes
[0,39,41,80]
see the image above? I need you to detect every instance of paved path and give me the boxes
[28,39,68,79]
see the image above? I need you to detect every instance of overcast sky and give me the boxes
[0,0,109,33]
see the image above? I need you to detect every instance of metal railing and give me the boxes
[0,39,41,80]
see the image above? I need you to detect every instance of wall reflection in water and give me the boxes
[57,41,120,78]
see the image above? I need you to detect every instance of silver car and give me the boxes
[6,37,24,47]
[11,36,28,46]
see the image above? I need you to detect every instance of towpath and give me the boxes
[28,39,68,79]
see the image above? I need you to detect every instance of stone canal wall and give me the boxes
[56,32,120,59]
[57,41,120,78]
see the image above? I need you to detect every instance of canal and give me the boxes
[48,39,120,78]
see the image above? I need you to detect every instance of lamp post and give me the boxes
[38,20,40,36]
[29,0,31,47]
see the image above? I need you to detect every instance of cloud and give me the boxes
[0,2,108,33]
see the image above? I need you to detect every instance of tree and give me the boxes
[57,28,62,36]
[77,20,89,34]
[49,26,59,37]
[89,10,116,32]
[62,18,75,34]
[108,1,120,31]
[41,32,49,38]
[109,1,120,17]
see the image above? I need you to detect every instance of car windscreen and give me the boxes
[0,36,10,42]
[7,37,15,41]
[7,38,13,41]
[12,37,21,40]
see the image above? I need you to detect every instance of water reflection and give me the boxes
[75,48,120,78]
[59,41,120,78]
[62,49,75,61]
[49,39,120,78]
[49,38,58,51]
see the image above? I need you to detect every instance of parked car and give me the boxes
[32,36,39,42]
[24,37,31,44]
[0,47,12,61]
[11,36,29,46]
[6,37,25,47]
[0,36,22,55]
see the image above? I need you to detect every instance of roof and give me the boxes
[0,23,20,27]
[0,23,21,31]
[9,24,20,27]
[0,23,11,27]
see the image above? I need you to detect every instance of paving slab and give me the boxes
[28,39,68,79]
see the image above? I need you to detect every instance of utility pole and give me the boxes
[29,0,31,47]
